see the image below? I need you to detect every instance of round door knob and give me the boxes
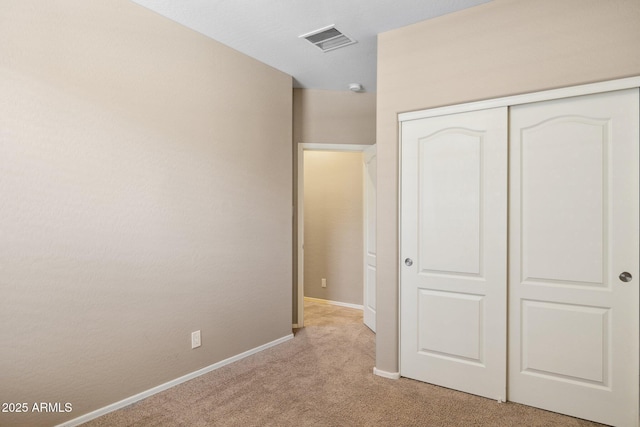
[405,258,413,267]
[619,272,632,282]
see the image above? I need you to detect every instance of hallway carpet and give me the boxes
[83,300,602,426]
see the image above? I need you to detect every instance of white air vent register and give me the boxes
[299,25,356,52]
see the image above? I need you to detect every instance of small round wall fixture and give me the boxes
[349,83,364,92]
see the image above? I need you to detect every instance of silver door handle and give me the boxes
[619,272,632,282]
[405,258,413,266]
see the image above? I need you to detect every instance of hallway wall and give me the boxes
[303,151,363,305]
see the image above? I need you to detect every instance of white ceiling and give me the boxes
[130,0,490,92]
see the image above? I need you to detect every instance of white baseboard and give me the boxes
[373,367,401,380]
[304,296,363,311]
[56,333,294,427]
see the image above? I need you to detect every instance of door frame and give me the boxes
[296,143,373,327]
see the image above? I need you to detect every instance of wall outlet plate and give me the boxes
[191,330,201,349]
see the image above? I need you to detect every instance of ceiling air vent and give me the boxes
[299,25,356,52]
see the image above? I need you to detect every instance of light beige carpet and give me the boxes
[83,300,603,426]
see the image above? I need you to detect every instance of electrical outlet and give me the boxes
[321,278,326,288]
[191,330,201,349]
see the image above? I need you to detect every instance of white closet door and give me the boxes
[401,107,508,400]
[509,89,639,427]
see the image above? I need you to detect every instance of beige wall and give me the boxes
[292,89,376,323]
[376,0,640,373]
[303,151,363,305]
[293,89,376,145]
[0,1,292,426]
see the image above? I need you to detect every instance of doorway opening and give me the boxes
[296,143,376,330]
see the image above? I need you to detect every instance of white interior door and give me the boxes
[363,145,377,332]
[400,107,508,400]
[508,89,639,427]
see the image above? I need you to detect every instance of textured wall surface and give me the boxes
[376,0,640,373]
[0,1,292,425]
[303,151,363,305]
[293,89,376,146]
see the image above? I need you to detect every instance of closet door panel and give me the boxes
[401,107,508,401]
[509,89,639,427]
[520,118,606,285]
